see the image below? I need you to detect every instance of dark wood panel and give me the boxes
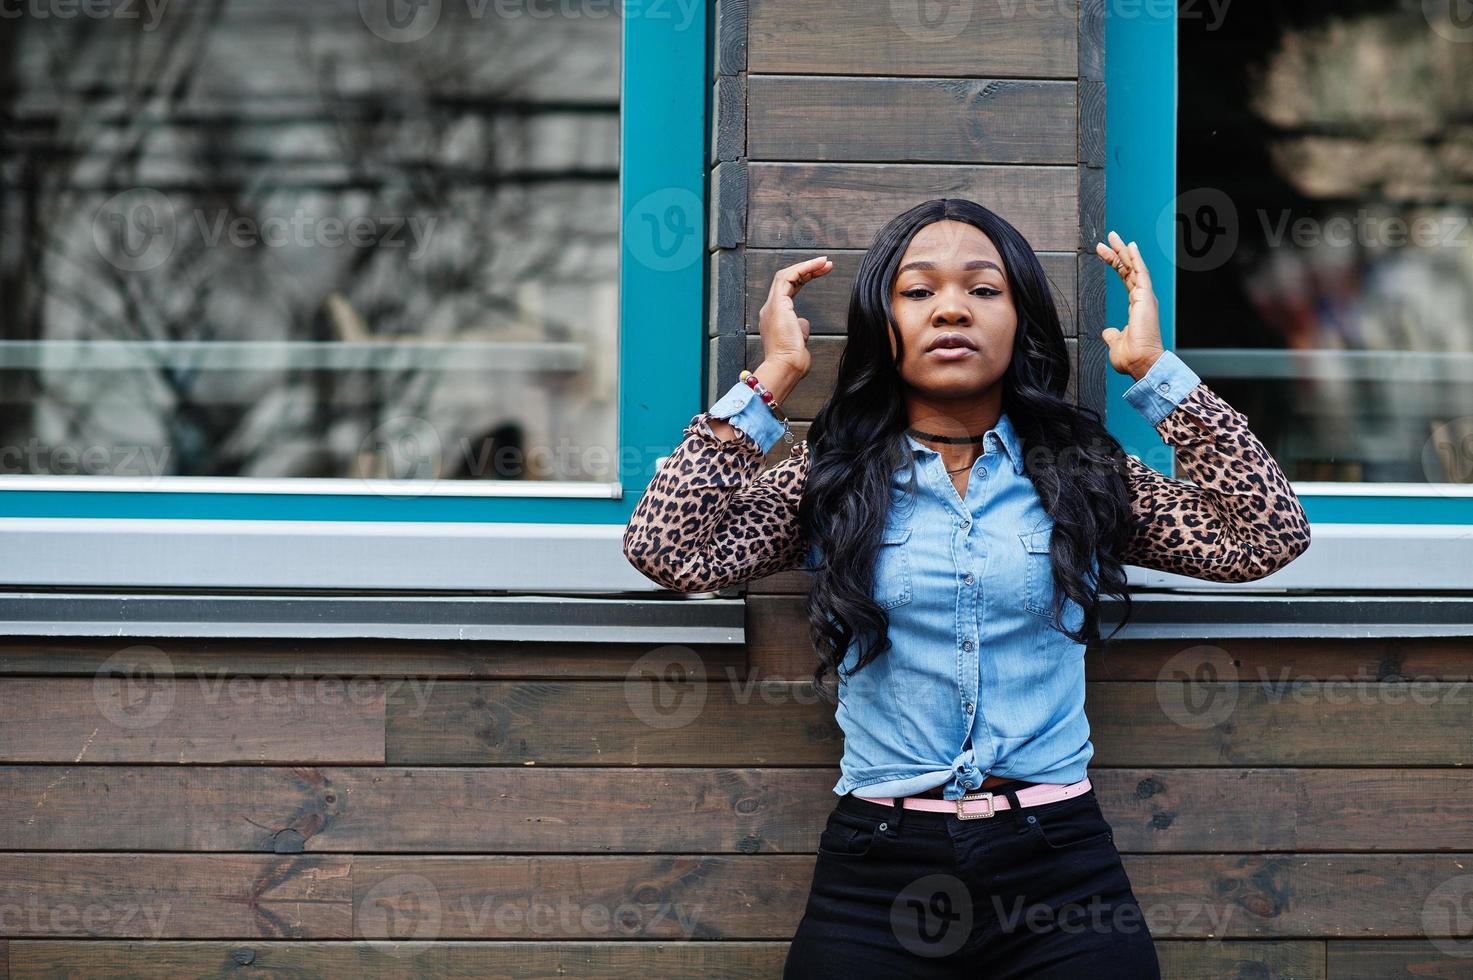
[748,77,1077,164]
[5,853,1470,940]
[1088,682,1473,766]
[0,678,384,764]
[386,682,842,765]
[1155,940,1325,979]
[1,939,1345,978]
[744,249,1077,336]
[0,855,352,938]
[748,0,1078,79]
[351,856,808,940]
[8,766,1473,855]
[745,599,1473,679]
[0,768,835,854]
[1081,637,1473,682]
[711,73,745,165]
[710,158,748,250]
[1326,940,1473,978]
[714,0,748,78]
[746,163,1078,251]
[3,941,791,979]
[1097,768,1473,852]
[1125,854,1473,939]
[0,638,744,680]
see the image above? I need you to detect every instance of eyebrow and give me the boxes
[896,259,1004,276]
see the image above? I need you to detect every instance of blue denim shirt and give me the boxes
[708,351,1203,801]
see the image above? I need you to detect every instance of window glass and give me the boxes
[0,0,621,483]
[1176,0,1473,485]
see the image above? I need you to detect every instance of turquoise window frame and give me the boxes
[1104,6,1472,526]
[0,9,707,525]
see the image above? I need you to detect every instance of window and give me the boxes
[0,1,708,590]
[1106,0,1472,590]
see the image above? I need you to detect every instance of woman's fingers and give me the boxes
[1128,241,1153,295]
[1095,238,1128,281]
[1096,233,1147,293]
[770,255,833,303]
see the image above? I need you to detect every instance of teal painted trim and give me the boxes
[617,1,709,497]
[0,492,636,523]
[0,9,708,524]
[1104,5,1177,477]
[1302,496,1473,525]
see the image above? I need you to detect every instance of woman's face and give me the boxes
[888,219,1017,401]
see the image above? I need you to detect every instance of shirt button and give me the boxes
[963,573,974,585]
[1157,382,1171,393]
[977,466,987,477]
[962,639,975,652]
[960,519,971,529]
[964,702,973,713]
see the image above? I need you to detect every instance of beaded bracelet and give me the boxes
[739,369,796,443]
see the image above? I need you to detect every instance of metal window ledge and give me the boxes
[1,590,1468,643]
[1100,592,1473,640]
[0,592,744,644]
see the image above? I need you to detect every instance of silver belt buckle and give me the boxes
[956,790,995,820]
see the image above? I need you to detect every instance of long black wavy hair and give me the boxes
[797,198,1136,702]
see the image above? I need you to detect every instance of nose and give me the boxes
[933,285,971,326]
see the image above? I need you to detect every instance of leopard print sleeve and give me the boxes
[622,411,809,592]
[1121,380,1312,582]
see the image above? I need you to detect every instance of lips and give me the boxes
[926,332,978,352]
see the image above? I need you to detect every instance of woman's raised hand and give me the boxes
[705,255,832,445]
[757,255,832,378]
[1094,231,1166,381]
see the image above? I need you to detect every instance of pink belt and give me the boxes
[856,776,1092,822]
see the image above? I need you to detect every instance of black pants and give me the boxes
[783,784,1162,979]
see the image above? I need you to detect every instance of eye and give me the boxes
[899,286,1001,299]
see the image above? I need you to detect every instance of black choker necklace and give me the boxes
[907,426,988,444]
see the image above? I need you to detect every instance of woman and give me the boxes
[622,199,1312,978]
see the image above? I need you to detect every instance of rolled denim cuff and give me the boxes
[1122,350,1202,427]
[709,379,786,455]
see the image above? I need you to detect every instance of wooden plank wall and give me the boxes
[2,3,1470,978]
[3,636,1473,976]
[709,0,1105,413]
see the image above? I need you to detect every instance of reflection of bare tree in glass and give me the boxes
[1,2,619,480]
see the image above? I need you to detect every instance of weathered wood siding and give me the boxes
[3,637,1472,975]
[3,2,1468,978]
